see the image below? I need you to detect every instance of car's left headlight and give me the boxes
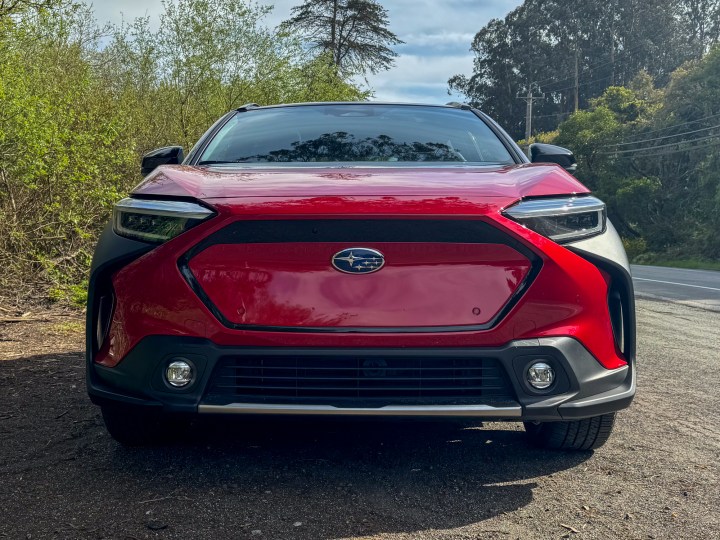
[502,196,606,243]
[113,198,215,244]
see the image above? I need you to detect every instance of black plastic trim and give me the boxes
[88,335,634,420]
[566,248,637,363]
[177,219,543,333]
[86,223,155,396]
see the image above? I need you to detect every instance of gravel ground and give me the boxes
[0,298,719,540]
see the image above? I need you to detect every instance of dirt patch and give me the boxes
[0,311,83,361]
[0,299,719,539]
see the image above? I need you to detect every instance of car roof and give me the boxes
[236,102,473,112]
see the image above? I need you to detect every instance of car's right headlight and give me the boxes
[113,198,215,244]
[502,196,606,243]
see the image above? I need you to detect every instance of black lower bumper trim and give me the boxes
[87,336,634,421]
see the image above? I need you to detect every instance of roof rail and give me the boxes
[445,101,472,110]
[236,103,259,112]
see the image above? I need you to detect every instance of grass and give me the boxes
[51,320,84,334]
[631,257,720,272]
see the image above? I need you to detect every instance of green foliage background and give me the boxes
[452,0,720,267]
[548,52,720,264]
[0,0,367,306]
[450,0,720,140]
[2,0,719,307]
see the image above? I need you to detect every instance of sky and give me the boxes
[90,0,521,103]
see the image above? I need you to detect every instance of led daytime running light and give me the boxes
[503,196,606,243]
[112,198,214,244]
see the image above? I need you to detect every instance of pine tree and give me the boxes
[281,0,403,76]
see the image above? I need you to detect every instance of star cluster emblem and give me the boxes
[332,248,385,274]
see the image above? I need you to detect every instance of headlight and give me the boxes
[112,198,215,243]
[503,196,606,243]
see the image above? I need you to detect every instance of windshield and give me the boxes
[198,104,514,165]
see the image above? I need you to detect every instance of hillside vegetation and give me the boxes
[2,0,719,307]
[0,0,367,305]
[452,0,720,265]
[551,58,720,263]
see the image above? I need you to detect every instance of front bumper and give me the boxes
[88,335,635,421]
[87,206,636,422]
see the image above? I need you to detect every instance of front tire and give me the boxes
[523,413,616,451]
[101,405,188,446]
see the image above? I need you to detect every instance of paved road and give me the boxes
[632,264,720,310]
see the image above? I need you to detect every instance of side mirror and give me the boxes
[141,146,185,176]
[529,143,577,174]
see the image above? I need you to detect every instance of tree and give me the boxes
[678,0,720,59]
[0,0,368,305]
[280,0,403,76]
[449,0,704,139]
[0,0,60,17]
[101,0,368,150]
[551,49,720,259]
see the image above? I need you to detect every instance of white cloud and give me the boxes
[399,32,476,48]
[366,53,474,103]
[91,0,520,103]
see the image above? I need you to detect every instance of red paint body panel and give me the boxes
[188,242,530,328]
[97,185,627,372]
[133,164,590,200]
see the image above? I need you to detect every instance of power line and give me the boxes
[624,138,720,159]
[601,123,720,148]
[599,133,720,155]
[532,111,572,120]
[612,111,720,141]
[548,73,614,95]
[532,24,674,89]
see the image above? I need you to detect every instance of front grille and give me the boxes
[180,219,542,334]
[204,354,516,407]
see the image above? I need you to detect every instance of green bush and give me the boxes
[622,237,648,261]
[0,1,368,307]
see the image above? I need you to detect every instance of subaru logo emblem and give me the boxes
[331,247,385,274]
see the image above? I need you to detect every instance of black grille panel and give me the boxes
[204,354,516,407]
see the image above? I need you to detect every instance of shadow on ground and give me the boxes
[0,352,592,539]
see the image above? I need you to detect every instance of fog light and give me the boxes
[166,359,193,387]
[527,362,554,389]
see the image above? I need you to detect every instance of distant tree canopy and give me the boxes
[280,0,403,76]
[450,0,720,139]
[0,0,59,16]
[0,0,368,304]
[450,0,720,263]
[550,48,720,261]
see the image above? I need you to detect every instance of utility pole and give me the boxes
[571,9,580,112]
[609,0,616,86]
[517,85,545,150]
[573,44,580,112]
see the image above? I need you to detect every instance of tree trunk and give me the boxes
[331,0,339,68]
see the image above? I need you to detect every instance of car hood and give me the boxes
[132,164,589,202]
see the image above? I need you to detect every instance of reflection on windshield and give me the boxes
[230,133,466,163]
[198,105,516,165]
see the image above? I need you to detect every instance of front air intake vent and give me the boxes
[204,354,516,407]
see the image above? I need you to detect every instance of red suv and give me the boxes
[87,103,635,449]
